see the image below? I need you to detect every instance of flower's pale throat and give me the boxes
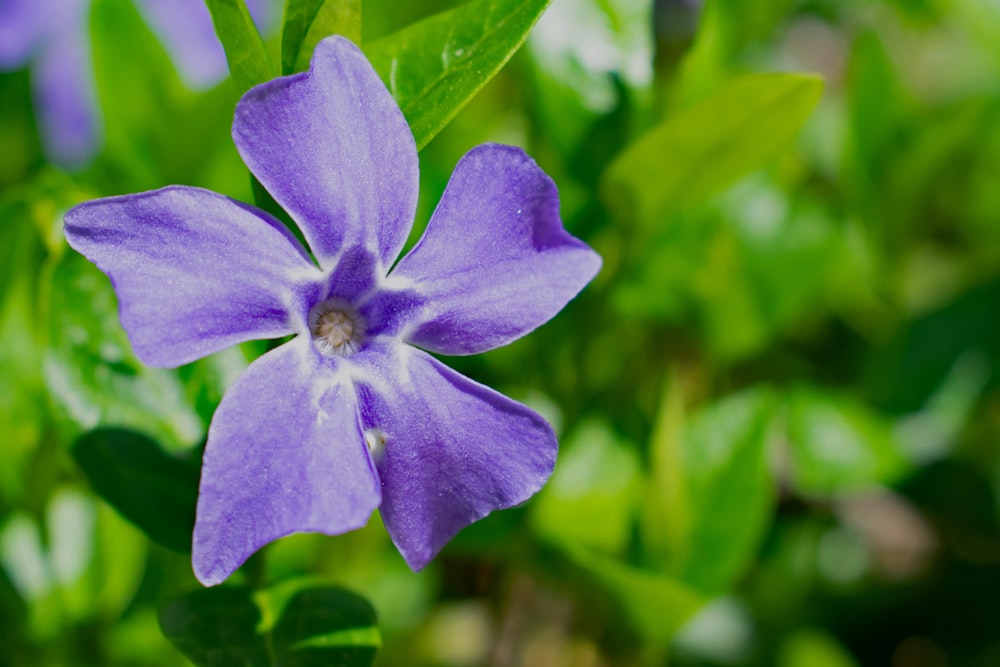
[309,299,365,356]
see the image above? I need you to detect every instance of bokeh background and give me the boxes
[2,0,1000,665]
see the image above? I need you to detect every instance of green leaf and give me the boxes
[282,0,362,74]
[603,73,824,224]
[205,0,276,92]
[0,198,46,504]
[91,0,246,192]
[365,0,550,150]
[531,420,641,553]
[563,545,703,643]
[644,385,776,595]
[785,387,907,494]
[160,581,379,666]
[641,370,687,566]
[72,428,200,553]
[778,629,861,667]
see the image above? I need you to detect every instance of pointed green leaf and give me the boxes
[676,390,775,593]
[205,0,276,92]
[159,581,379,666]
[641,370,687,566]
[603,73,824,223]
[644,387,776,595]
[282,0,362,74]
[365,0,550,150]
[72,428,200,553]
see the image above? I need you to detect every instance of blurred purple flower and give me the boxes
[0,0,274,168]
[64,36,601,586]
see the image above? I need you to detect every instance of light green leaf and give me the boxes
[785,387,907,494]
[641,370,687,566]
[603,73,824,223]
[779,629,861,667]
[0,199,46,504]
[531,420,641,553]
[365,0,550,150]
[159,581,379,666]
[645,385,776,595]
[205,0,276,92]
[282,0,362,74]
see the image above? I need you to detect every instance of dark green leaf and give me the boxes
[365,0,550,150]
[603,73,824,224]
[72,428,199,553]
[282,0,362,74]
[160,581,379,666]
[205,0,276,92]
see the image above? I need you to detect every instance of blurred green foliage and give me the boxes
[2,0,1000,665]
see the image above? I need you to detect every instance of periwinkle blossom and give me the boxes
[0,0,274,168]
[64,36,601,586]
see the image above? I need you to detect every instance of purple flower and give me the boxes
[0,0,274,168]
[64,36,601,586]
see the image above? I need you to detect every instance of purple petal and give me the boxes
[0,0,47,67]
[392,144,602,355]
[133,0,277,90]
[193,339,381,586]
[232,36,418,270]
[32,20,100,169]
[132,0,228,89]
[355,343,557,570]
[64,186,323,367]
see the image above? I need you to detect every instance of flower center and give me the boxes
[308,299,365,356]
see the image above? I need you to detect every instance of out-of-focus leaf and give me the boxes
[72,428,200,553]
[845,32,900,213]
[603,73,823,223]
[204,0,276,92]
[869,277,1000,414]
[0,201,46,504]
[91,0,246,193]
[365,0,550,150]
[527,0,652,153]
[647,386,775,595]
[532,420,641,553]
[282,0,362,74]
[43,252,203,450]
[778,629,861,667]
[159,581,379,667]
[0,70,40,186]
[564,545,703,643]
[91,503,147,617]
[641,369,687,565]
[785,387,907,494]
[894,352,990,463]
